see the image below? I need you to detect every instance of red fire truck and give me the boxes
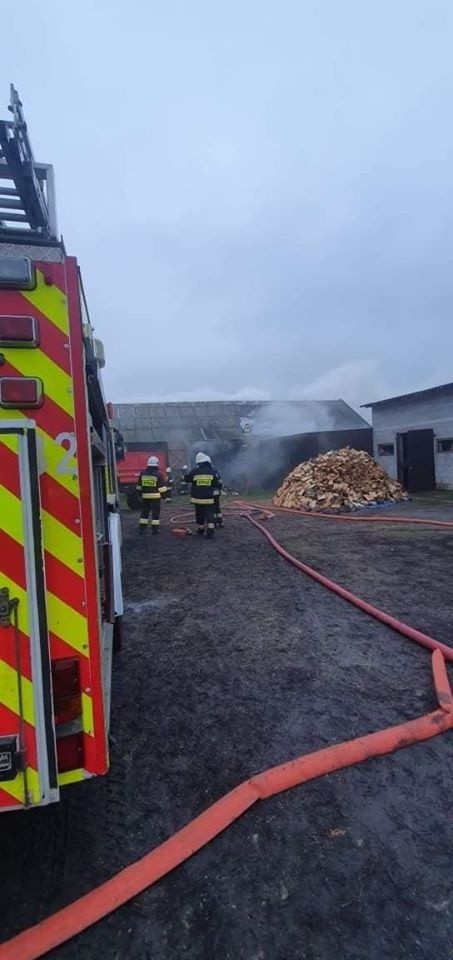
[116,445,168,509]
[0,85,123,810]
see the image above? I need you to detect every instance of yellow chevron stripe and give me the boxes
[0,426,88,654]
[0,413,93,798]
[0,483,23,545]
[37,426,78,493]
[0,573,30,636]
[45,592,89,655]
[0,766,41,805]
[58,768,86,787]
[0,654,40,804]
[23,270,69,335]
[0,482,84,577]
[0,432,19,452]
[0,566,88,657]
[0,413,79,498]
[0,648,91,797]
[2,347,74,417]
[0,659,35,725]
[81,693,94,736]
[42,510,85,576]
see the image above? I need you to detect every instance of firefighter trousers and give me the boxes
[213,494,223,527]
[194,503,215,537]
[139,498,161,533]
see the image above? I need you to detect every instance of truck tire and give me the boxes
[126,491,140,511]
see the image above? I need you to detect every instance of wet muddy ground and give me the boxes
[1,497,453,959]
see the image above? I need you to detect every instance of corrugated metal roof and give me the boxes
[113,400,369,443]
[362,382,453,409]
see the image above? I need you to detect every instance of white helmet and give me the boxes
[182,464,188,471]
[166,466,172,473]
[147,456,159,467]
[195,451,211,465]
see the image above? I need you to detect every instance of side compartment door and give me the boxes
[0,424,58,809]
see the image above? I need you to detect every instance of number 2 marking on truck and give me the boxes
[55,432,78,475]
[35,432,78,477]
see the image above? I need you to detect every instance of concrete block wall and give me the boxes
[373,427,398,480]
[372,392,453,489]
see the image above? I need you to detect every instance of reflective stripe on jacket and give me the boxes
[184,464,221,505]
[136,468,167,499]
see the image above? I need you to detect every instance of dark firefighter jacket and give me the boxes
[136,467,167,500]
[184,464,222,505]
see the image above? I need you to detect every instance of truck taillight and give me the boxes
[52,659,82,726]
[0,377,43,408]
[0,315,39,347]
[52,659,84,773]
[57,734,84,773]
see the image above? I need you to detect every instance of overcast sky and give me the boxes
[4,1,453,407]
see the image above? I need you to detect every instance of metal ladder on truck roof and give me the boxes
[0,84,58,241]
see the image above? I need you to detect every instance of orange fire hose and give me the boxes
[1,649,452,960]
[244,513,453,662]
[2,507,451,958]
[168,504,453,662]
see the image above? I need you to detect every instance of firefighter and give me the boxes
[136,456,167,534]
[165,466,174,501]
[212,466,224,527]
[184,453,220,539]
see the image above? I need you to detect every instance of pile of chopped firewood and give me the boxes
[273,447,407,511]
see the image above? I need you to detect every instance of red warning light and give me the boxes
[0,377,43,408]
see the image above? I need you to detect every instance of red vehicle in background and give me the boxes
[116,445,168,509]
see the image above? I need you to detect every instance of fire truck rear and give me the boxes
[0,85,123,811]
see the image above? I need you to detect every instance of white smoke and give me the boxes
[114,386,272,404]
[293,359,392,409]
[115,360,391,409]
[244,401,336,438]
[115,358,426,415]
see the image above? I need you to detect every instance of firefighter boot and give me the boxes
[206,526,215,540]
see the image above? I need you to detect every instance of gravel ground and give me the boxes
[1,498,453,960]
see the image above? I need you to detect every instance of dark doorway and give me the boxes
[397,429,435,492]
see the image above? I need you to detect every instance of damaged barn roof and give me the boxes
[113,399,370,444]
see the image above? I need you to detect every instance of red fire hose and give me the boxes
[1,508,452,959]
[172,498,453,529]
[244,513,453,662]
[243,500,453,529]
[1,650,452,960]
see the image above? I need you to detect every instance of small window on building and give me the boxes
[437,438,453,453]
[378,443,394,456]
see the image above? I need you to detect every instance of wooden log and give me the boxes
[273,447,408,511]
